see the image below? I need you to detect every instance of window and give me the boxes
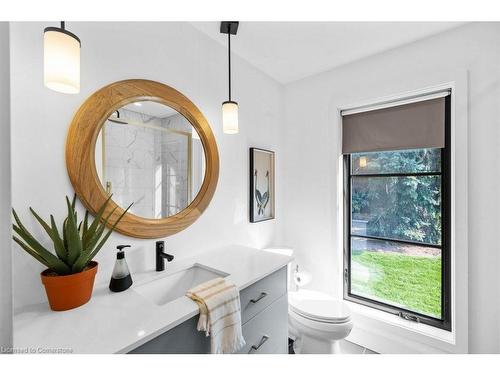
[343,95,451,330]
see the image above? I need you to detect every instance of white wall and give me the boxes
[10,22,284,310]
[0,22,12,352]
[282,22,500,353]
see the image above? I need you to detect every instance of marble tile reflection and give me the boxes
[100,107,203,219]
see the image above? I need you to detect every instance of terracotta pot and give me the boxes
[41,261,98,311]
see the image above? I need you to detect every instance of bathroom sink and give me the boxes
[133,264,229,306]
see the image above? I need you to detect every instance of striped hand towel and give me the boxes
[186,277,246,354]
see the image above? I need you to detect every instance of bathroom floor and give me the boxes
[288,338,377,354]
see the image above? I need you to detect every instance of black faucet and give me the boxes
[156,241,174,271]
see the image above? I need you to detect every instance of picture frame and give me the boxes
[249,147,275,222]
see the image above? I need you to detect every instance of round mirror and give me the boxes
[95,100,206,219]
[66,79,219,238]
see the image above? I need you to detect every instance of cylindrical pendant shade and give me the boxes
[44,28,80,94]
[222,101,239,134]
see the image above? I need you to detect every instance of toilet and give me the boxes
[288,289,353,354]
[263,248,353,354]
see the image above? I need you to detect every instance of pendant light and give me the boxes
[44,21,81,94]
[220,21,239,134]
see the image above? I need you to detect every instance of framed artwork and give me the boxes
[249,147,275,222]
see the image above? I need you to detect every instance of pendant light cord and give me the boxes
[228,32,231,101]
[61,21,65,30]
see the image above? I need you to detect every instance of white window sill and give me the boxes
[344,301,461,353]
[346,301,454,343]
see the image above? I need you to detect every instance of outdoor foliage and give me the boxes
[351,148,442,245]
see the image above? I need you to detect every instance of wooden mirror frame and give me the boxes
[66,79,219,238]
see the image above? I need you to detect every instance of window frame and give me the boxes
[343,95,451,331]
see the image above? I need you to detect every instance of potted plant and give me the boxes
[12,194,131,311]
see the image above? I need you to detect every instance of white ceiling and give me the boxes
[191,22,464,84]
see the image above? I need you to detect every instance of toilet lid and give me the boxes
[289,290,351,323]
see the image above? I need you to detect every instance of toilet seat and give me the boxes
[289,289,351,324]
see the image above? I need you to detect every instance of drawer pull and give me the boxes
[250,292,268,304]
[250,335,269,352]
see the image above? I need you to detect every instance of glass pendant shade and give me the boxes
[44,27,80,94]
[222,101,239,134]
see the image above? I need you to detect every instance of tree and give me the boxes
[351,149,441,245]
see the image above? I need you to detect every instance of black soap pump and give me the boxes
[109,245,133,292]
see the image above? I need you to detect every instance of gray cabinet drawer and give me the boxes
[129,315,210,354]
[237,294,288,354]
[240,267,287,324]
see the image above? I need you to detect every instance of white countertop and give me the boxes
[13,246,293,354]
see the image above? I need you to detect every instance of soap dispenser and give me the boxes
[109,245,133,292]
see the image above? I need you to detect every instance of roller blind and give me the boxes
[341,93,448,154]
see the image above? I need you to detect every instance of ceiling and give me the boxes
[191,22,464,84]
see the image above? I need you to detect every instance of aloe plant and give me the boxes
[12,194,132,276]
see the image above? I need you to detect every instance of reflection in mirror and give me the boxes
[95,101,206,219]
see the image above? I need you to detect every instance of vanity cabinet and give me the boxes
[237,295,287,354]
[129,266,288,354]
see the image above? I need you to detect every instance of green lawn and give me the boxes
[351,251,441,318]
